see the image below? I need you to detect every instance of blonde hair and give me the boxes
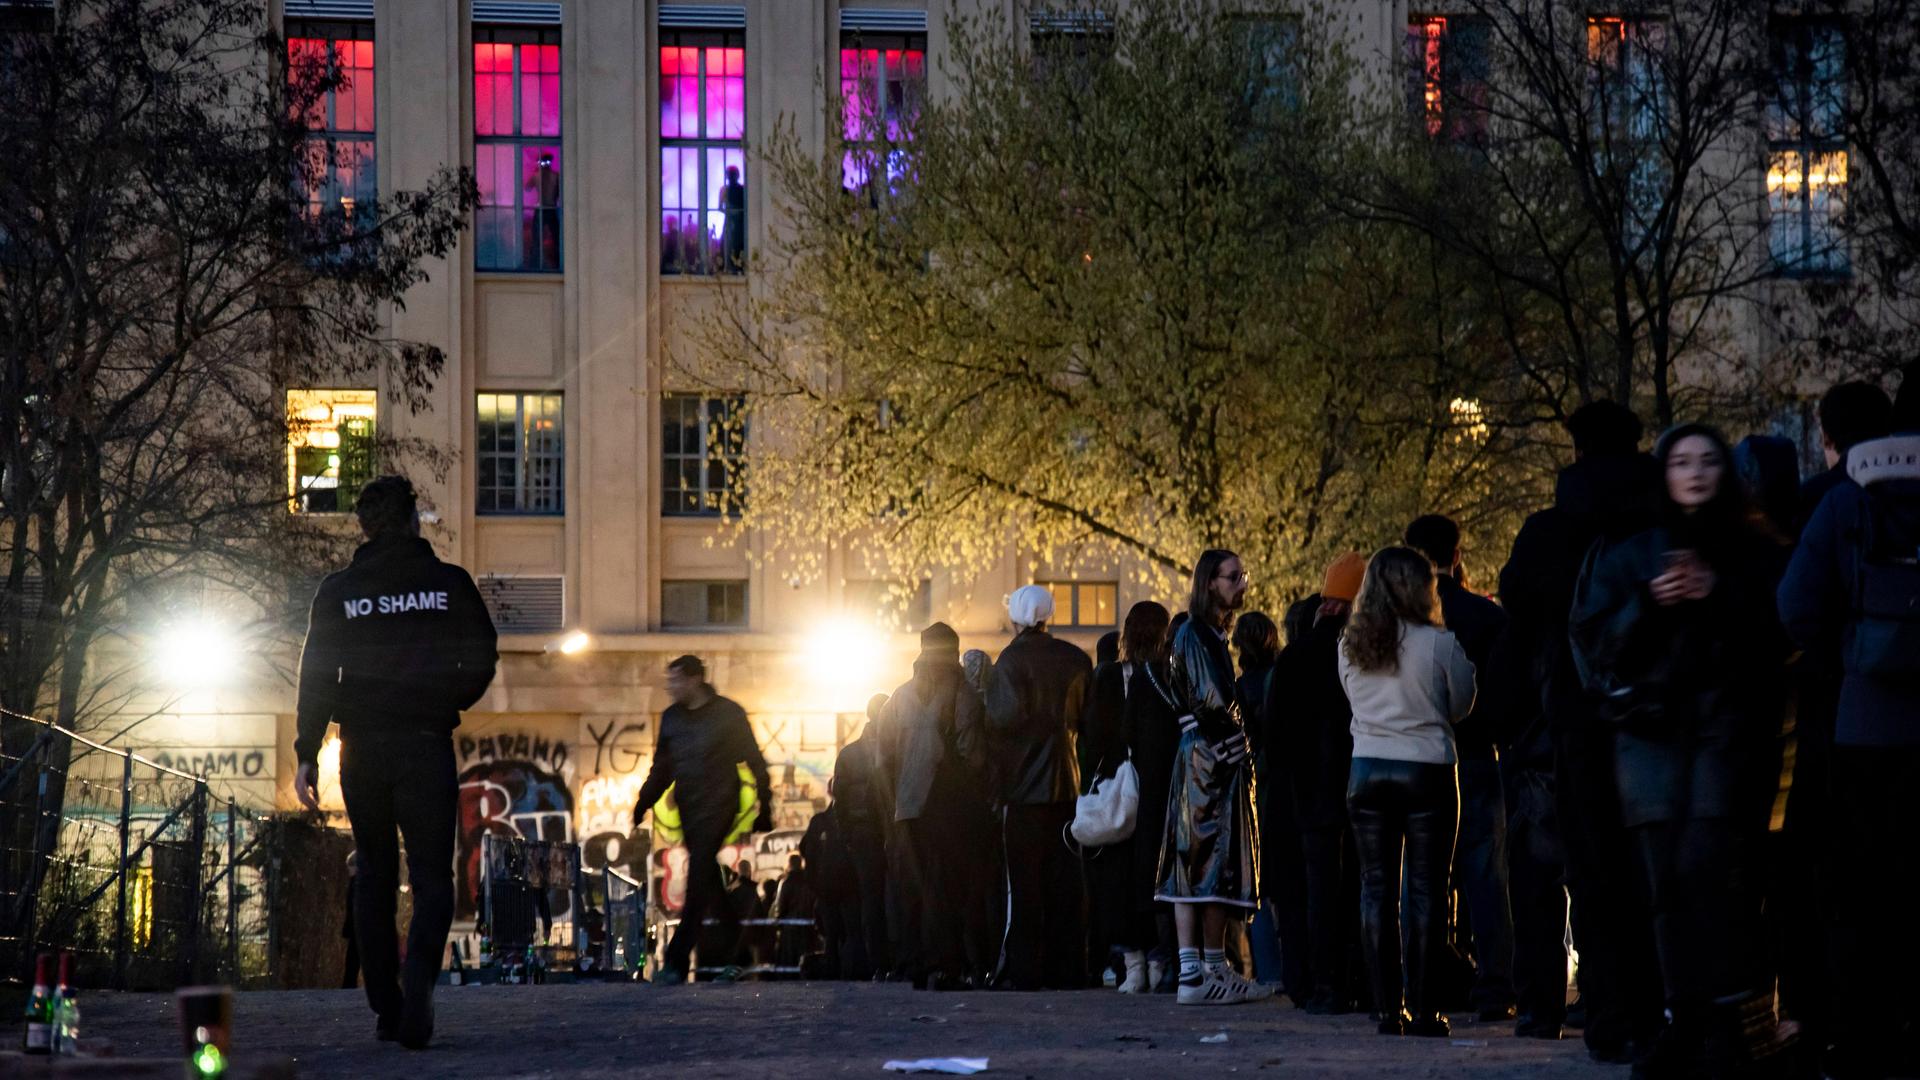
[1341,547,1442,673]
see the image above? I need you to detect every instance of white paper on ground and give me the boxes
[881,1058,990,1074]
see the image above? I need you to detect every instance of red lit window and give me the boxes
[840,33,925,196]
[661,31,746,275]
[475,27,561,272]
[288,22,375,227]
[1405,15,1488,144]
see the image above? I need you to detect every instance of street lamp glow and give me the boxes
[153,618,243,688]
[799,617,888,710]
[554,630,591,656]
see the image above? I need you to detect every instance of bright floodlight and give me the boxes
[800,617,887,710]
[154,618,242,688]
[554,630,591,656]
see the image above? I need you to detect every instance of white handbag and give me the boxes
[1070,753,1139,847]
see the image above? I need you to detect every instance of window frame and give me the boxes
[659,28,747,276]
[474,24,562,273]
[660,393,746,517]
[286,19,376,234]
[837,30,926,198]
[1406,14,1490,146]
[287,388,378,515]
[661,579,749,629]
[1037,580,1118,629]
[1766,19,1850,279]
[476,391,565,516]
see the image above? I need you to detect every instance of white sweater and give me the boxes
[1338,621,1477,766]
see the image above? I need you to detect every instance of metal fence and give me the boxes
[0,709,275,990]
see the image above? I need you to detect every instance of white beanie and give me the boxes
[1007,584,1056,628]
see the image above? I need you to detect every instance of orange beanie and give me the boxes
[1322,552,1367,602]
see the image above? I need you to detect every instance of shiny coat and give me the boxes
[1155,619,1259,908]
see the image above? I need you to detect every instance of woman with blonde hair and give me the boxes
[1339,547,1476,1037]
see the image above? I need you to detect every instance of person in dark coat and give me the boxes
[1231,613,1290,989]
[1080,629,1134,989]
[1275,553,1366,1015]
[832,694,891,979]
[985,587,1092,990]
[1779,425,1920,1079]
[1497,401,1663,1057]
[1158,549,1271,1006]
[1798,381,1893,531]
[773,852,815,969]
[1406,514,1515,1022]
[881,622,992,989]
[631,655,775,984]
[1571,423,1794,1075]
[1256,596,1317,1002]
[1120,603,1182,994]
[799,802,855,978]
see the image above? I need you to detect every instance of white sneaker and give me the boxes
[1118,952,1148,994]
[1177,973,1236,1006]
[1219,969,1275,1003]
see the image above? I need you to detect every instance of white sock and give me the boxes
[1178,947,1202,984]
[1203,947,1227,974]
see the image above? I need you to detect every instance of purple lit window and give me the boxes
[288,24,375,228]
[839,33,925,196]
[475,28,561,272]
[660,31,746,275]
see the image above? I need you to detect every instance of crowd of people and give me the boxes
[650,372,1919,1080]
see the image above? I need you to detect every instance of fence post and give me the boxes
[114,752,132,990]
[181,781,208,986]
[226,798,238,981]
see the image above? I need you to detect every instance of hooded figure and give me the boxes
[985,586,1092,990]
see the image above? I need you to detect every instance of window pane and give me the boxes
[1768,150,1804,268]
[287,389,377,514]
[1808,149,1848,273]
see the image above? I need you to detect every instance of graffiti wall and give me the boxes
[455,730,575,919]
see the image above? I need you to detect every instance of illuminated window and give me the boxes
[477,392,564,515]
[1406,16,1489,144]
[1767,22,1848,276]
[1587,16,1666,235]
[1039,581,1117,628]
[287,389,377,514]
[475,26,561,272]
[840,32,925,196]
[288,21,375,232]
[660,30,746,275]
[661,394,745,516]
[845,579,933,632]
[662,580,747,628]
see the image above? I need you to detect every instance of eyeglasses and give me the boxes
[1215,570,1251,585]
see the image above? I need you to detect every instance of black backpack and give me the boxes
[1848,490,1920,684]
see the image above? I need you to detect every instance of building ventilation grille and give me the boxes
[473,1,562,26]
[1029,9,1112,34]
[477,574,566,634]
[841,8,927,32]
[285,0,375,18]
[659,4,747,29]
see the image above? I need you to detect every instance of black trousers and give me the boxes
[1628,817,1745,1009]
[1455,756,1516,1011]
[339,734,457,1024]
[996,801,1085,990]
[1347,757,1459,1020]
[902,815,993,980]
[663,824,742,975]
[1829,746,1920,1074]
[1504,765,1570,1027]
[886,819,925,979]
[1555,721,1663,1055]
[1258,771,1312,997]
[845,825,891,977]
[1300,822,1361,1005]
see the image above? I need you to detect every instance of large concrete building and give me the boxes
[104,0,1868,926]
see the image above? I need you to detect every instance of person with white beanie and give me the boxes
[983,584,1094,989]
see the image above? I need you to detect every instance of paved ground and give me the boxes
[81,982,1616,1079]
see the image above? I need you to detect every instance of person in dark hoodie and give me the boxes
[1406,514,1515,1023]
[1779,410,1920,1080]
[1571,423,1793,1077]
[986,587,1092,990]
[1277,554,1366,1015]
[631,655,774,985]
[1231,613,1290,989]
[295,475,498,1050]
[1256,596,1318,1002]
[1496,401,1663,1055]
[881,622,990,990]
[1798,381,1893,531]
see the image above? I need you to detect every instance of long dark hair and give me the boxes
[1187,548,1239,626]
[1341,547,1441,674]
[1231,611,1280,671]
[1653,423,1756,558]
[1121,601,1171,665]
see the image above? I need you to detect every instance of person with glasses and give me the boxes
[1155,549,1271,1005]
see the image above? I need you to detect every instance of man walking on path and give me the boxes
[632,655,774,984]
[295,475,498,1050]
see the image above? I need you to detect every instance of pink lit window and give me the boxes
[288,23,375,227]
[839,33,925,195]
[660,30,746,274]
[475,27,561,272]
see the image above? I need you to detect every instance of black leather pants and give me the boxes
[1347,757,1459,1022]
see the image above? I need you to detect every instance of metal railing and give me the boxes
[0,708,270,989]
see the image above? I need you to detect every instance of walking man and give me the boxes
[294,476,498,1049]
[632,655,774,984]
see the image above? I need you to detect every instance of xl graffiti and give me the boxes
[456,732,575,920]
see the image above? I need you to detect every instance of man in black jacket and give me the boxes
[1496,402,1663,1056]
[631,655,774,984]
[830,693,891,979]
[294,476,498,1050]
[1407,514,1515,1023]
[985,585,1091,990]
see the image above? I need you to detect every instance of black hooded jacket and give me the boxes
[633,691,773,838]
[984,628,1090,805]
[294,535,498,766]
